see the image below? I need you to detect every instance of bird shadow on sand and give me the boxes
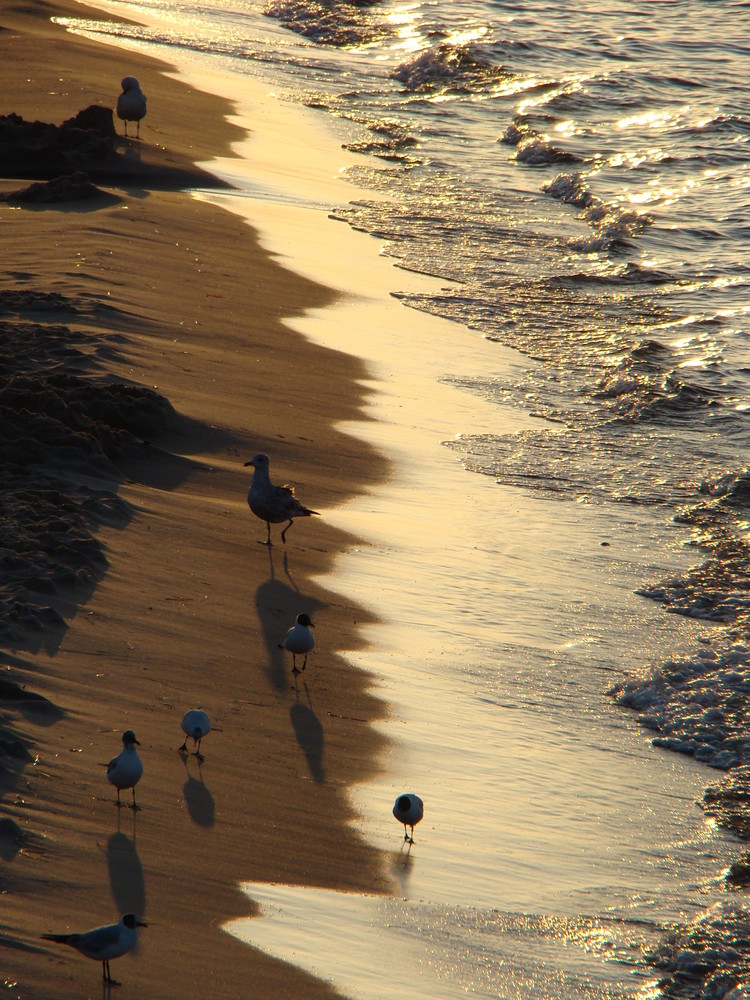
[0,921,47,957]
[290,682,325,784]
[254,548,322,693]
[181,757,215,828]
[107,812,146,916]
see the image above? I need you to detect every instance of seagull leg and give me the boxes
[259,521,272,546]
[194,737,204,761]
[136,121,140,140]
[115,788,123,808]
[280,518,293,544]
[130,788,140,812]
[178,740,188,755]
[103,958,121,986]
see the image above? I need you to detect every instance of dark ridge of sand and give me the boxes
[0,1,392,997]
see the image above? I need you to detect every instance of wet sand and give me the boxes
[0,2,390,996]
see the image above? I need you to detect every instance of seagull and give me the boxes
[179,709,211,761]
[42,912,147,985]
[107,730,143,809]
[279,613,315,674]
[116,76,147,139]
[393,793,424,844]
[244,453,318,545]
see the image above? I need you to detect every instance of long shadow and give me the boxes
[181,759,215,828]
[107,813,146,916]
[254,547,322,693]
[289,682,325,784]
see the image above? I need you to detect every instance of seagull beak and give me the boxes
[137,918,148,927]
[243,460,254,467]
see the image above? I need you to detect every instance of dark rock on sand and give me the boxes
[0,106,116,179]
[0,290,78,315]
[0,170,113,204]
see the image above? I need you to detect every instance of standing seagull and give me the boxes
[179,709,211,761]
[244,453,318,545]
[42,912,147,985]
[280,613,315,674]
[116,76,147,139]
[107,730,143,809]
[393,793,424,844]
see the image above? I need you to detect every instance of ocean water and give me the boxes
[61,1,750,997]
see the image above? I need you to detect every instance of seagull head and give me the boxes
[120,76,141,93]
[122,914,147,929]
[296,613,314,628]
[122,730,140,747]
[244,453,269,470]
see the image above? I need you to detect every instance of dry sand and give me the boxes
[0,2,391,996]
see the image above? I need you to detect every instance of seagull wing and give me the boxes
[276,484,318,516]
[77,922,124,958]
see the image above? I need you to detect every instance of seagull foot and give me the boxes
[193,751,205,762]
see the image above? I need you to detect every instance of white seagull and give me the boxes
[244,453,318,545]
[42,912,147,985]
[280,613,315,674]
[393,793,424,843]
[116,76,147,139]
[179,709,211,761]
[107,730,143,809]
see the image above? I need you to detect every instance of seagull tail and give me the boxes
[41,933,74,945]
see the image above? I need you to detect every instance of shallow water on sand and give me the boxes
[64,7,745,997]
[195,68,739,998]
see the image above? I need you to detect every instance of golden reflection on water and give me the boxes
[385,4,424,54]
[616,108,683,131]
[445,25,489,47]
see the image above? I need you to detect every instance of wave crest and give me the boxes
[263,0,386,47]
[392,43,508,95]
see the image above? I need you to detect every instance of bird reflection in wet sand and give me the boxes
[391,843,416,892]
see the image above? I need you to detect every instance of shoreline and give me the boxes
[0,2,392,996]
[3,3,746,998]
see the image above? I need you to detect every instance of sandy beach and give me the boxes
[0,2,391,995]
